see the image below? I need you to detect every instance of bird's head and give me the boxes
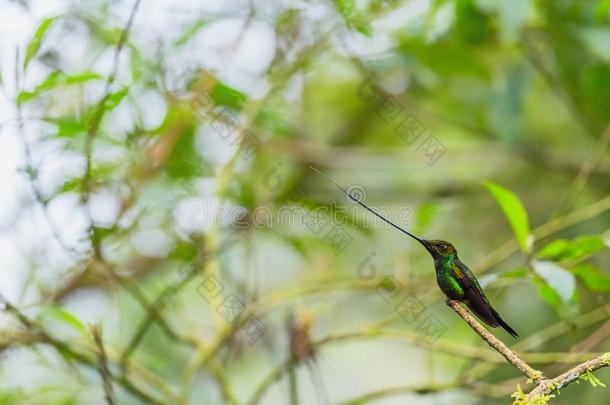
[421,239,457,258]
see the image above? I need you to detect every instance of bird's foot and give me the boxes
[445,298,459,307]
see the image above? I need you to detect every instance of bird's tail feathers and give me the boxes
[491,308,519,338]
[464,298,519,338]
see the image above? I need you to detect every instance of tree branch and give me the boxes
[447,299,610,401]
[446,300,543,382]
[526,353,610,401]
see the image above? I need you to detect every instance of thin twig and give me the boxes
[246,357,298,405]
[549,123,610,219]
[0,293,164,404]
[13,49,80,259]
[81,0,142,203]
[120,238,240,370]
[446,300,543,382]
[119,262,200,369]
[336,381,460,405]
[91,325,115,405]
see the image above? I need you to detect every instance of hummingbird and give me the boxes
[310,167,518,338]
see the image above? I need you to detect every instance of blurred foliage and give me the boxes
[1,0,610,404]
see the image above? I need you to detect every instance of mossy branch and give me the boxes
[447,300,610,402]
[526,353,610,401]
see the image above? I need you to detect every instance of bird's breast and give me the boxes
[435,265,464,300]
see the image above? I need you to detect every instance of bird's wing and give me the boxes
[452,260,519,337]
[452,261,487,298]
[451,260,498,327]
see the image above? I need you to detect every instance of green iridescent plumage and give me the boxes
[423,240,518,337]
[311,166,519,338]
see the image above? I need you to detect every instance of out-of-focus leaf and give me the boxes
[489,66,527,141]
[254,107,291,138]
[594,0,610,21]
[24,17,56,71]
[16,91,35,105]
[582,64,610,121]
[49,117,87,138]
[58,396,78,405]
[414,202,438,234]
[484,181,531,252]
[399,37,489,78]
[537,235,606,262]
[334,0,371,35]
[532,275,562,309]
[65,72,101,84]
[103,87,129,110]
[580,28,610,62]
[573,264,610,292]
[17,71,101,105]
[211,82,247,110]
[275,8,298,33]
[57,177,83,193]
[17,71,63,104]
[85,20,122,45]
[174,19,209,47]
[165,126,204,179]
[477,0,534,42]
[500,268,528,279]
[453,0,495,44]
[532,260,576,302]
[56,164,116,194]
[41,306,87,335]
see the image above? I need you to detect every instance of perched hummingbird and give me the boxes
[311,167,518,338]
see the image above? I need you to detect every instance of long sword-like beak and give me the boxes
[309,166,430,249]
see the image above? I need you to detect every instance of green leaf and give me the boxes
[489,66,528,141]
[50,117,87,138]
[484,181,531,252]
[334,0,371,34]
[165,126,204,179]
[65,71,102,84]
[414,202,439,234]
[103,87,129,110]
[57,176,83,193]
[174,19,209,47]
[532,260,576,302]
[16,91,35,105]
[17,71,101,105]
[24,17,56,71]
[453,0,495,45]
[211,82,247,110]
[573,264,610,292]
[42,306,87,335]
[500,267,529,279]
[595,0,610,21]
[533,275,562,309]
[17,70,63,104]
[537,235,606,262]
[476,0,533,42]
